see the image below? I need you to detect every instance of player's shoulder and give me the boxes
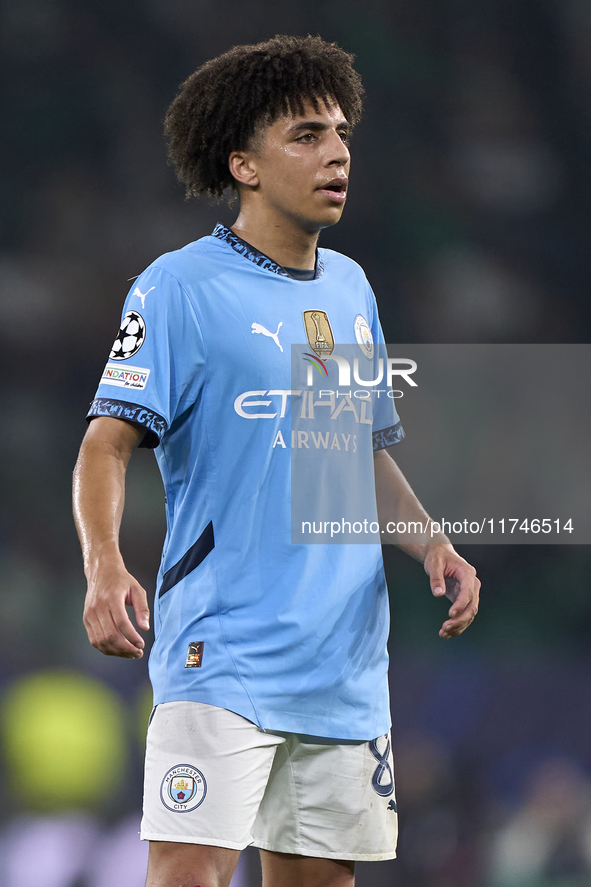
[318,247,370,283]
[139,232,228,290]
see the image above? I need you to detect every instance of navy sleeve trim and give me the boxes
[86,398,167,449]
[158,521,215,598]
[373,421,406,451]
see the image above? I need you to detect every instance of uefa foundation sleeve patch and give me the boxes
[101,363,150,390]
[185,642,204,668]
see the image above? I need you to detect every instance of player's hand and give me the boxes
[424,544,480,639]
[83,555,150,658]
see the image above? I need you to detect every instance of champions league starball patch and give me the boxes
[160,764,207,813]
[354,314,374,360]
[109,310,146,360]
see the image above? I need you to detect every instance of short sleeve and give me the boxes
[367,285,406,451]
[87,265,206,447]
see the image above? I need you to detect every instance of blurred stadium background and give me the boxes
[1,1,591,885]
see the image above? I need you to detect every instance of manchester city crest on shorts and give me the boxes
[160,764,207,813]
[303,310,334,358]
[354,314,374,360]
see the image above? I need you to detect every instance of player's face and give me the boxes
[253,99,351,233]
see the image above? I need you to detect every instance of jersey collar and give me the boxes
[212,224,324,279]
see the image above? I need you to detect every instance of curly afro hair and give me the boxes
[164,34,364,199]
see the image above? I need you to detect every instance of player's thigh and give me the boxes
[260,850,354,887]
[146,840,239,887]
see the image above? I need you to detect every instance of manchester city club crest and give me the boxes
[303,310,334,358]
[354,314,374,360]
[160,764,207,813]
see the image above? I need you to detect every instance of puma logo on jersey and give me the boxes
[251,321,283,352]
[133,285,155,309]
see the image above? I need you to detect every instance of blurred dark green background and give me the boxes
[1,1,591,885]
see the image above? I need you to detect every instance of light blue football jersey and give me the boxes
[88,225,404,740]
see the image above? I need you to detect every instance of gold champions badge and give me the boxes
[303,310,334,358]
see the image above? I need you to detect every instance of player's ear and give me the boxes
[228,150,260,188]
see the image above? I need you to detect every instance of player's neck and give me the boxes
[231,206,319,271]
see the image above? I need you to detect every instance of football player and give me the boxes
[73,35,480,887]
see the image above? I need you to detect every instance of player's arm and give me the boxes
[73,416,150,658]
[374,447,480,639]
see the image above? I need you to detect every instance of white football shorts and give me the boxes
[141,701,398,861]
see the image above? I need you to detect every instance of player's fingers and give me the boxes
[129,582,150,631]
[94,607,145,658]
[427,556,446,597]
[440,577,480,638]
[447,566,479,615]
[447,583,472,618]
[112,605,146,652]
[439,611,476,638]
